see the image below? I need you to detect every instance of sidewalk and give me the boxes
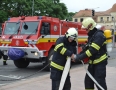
[0,59,116,90]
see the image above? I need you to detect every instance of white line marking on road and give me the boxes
[0,75,23,79]
[0,83,8,86]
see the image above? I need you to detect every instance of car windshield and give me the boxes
[4,22,20,35]
[20,21,39,34]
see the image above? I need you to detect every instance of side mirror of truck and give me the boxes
[24,25,28,30]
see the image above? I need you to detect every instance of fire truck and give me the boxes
[0,16,88,71]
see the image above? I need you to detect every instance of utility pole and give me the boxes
[32,0,34,16]
[112,16,116,47]
[111,12,116,47]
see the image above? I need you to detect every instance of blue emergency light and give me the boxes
[8,18,10,21]
[38,16,43,19]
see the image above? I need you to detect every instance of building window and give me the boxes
[100,17,103,22]
[75,19,78,22]
[107,17,109,21]
[112,17,114,21]
[80,18,83,22]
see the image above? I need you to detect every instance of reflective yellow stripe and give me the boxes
[91,43,100,50]
[60,47,67,55]
[102,41,107,46]
[50,61,64,70]
[104,41,107,44]
[54,43,64,51]
[86,50,92,57]
[89,54,107,64]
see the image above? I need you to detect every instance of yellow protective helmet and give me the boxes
[65,28,78,39]
[82,18,96,30]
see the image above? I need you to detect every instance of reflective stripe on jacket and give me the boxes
[51,61,64,70]
[89,54,108,64]
[50,36,77,71]
[79,29,108,64]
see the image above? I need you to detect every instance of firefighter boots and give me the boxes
[3,61,7,65]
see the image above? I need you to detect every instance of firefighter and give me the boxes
[50,28,78,90]
[75,18,108,90]
[0,50,8,65]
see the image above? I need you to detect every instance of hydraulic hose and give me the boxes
[59,57,71,90]
[81,60,105,90]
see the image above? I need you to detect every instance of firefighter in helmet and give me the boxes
[75,18,108,90]
[50,28,78,90]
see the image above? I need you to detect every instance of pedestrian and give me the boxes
[0,50,8,65]
[75,18,108,90]
[50,28,78,90]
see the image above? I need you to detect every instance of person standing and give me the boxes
[50,28,78,90]
[0,50,8,65]
[75,18,108,90]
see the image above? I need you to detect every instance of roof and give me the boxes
[73,9,92,18]
[95,8,111,16]
[73,3,116,18]
[111,3,116,12]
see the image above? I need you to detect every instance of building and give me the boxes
[72,3,116,30]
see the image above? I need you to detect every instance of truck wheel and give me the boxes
[13,58,30,68]
[43,49,54,71]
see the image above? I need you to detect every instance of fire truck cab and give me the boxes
[0,16,87,71]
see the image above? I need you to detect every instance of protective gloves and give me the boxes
[74,54,81,62]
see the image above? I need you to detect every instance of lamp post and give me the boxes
[110,13,116,47]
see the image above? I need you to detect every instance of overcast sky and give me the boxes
[60,0,116,12]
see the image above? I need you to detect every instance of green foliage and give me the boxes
[0,10,8,22]
[0,0,76,22]
[67,12,76,21]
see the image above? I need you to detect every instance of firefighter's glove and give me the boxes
[75,54,81,62]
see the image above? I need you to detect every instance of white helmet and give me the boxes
[82,18,96,30]
[65,28,78,39]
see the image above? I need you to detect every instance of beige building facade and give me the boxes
[72,3,116,30]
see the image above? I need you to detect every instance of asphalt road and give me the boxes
[0,48,115,86]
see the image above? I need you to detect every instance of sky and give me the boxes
[60,0,116,12]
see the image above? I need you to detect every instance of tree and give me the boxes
[67,12,76,21]
[0,0,70,22]
[0,10,8,23]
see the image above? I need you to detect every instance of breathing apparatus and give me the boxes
[104,30,113,54]
[96,25,113,54]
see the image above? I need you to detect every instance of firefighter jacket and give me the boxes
[50,36,77,71]
[79,28,108,64]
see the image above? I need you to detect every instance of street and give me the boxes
[0,48,115,87]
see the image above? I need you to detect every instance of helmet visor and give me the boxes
[69,35,77,40]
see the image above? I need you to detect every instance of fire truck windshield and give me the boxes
[4,22,20,35]
[20,21,39,34]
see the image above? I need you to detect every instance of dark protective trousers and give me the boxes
[84,60,107,90]
[50,68,71,90]
[0,50,8,60]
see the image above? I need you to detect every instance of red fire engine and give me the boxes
[0,16,88,71]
